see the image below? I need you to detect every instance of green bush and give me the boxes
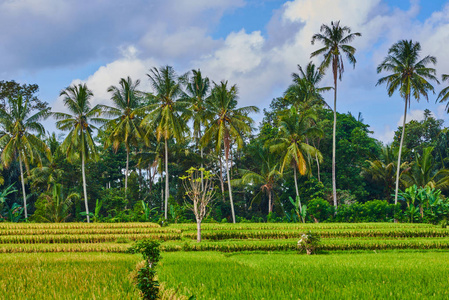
[334,200,399,222]
[128,240,161,300]
[307,198,334,222]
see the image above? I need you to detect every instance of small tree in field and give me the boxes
[181,167,215,242]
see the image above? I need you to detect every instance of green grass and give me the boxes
[158,251,449,299]
[0,252,140,299]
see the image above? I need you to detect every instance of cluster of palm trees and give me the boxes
[376,40,449,205]
[1,20,449,223]
[0,66,260,223]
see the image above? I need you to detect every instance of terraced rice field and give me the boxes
[1,222,448,299]
[1,222,449,253]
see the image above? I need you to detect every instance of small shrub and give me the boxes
[297,231,321,255]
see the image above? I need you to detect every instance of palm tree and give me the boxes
[285,62,330,181]
[285,62,331,110]
[311,20,361,210]
[142,66,189,220]
[105,76,145,196]
[28,132,64,192]
[37,184,79,223]
[362,145,398,202]
[402,146,449,190]
[0,95,51,219]
[437,74,449,111]
[233,150,282,214]
[270,107,322,214]
[183,69,211,187]
[202,81,259,223]
[54,84,105,223]
[376,40,438,204]
[401,146,449,217]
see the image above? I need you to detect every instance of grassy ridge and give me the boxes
[158,251,449,300]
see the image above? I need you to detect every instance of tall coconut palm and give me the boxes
[202,81,259,223]
[54,84,105,223]
[0,95,51,219]
[437,74,449,111]
[270,107,323,213]
[105,76,145,196]
[142,66,189,220]
[183,69,211,187]
[376,40,438,204]
[311,21,361,210]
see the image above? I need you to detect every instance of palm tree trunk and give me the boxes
[225,148,236,223]
[395,99,408,205]
[332,76,338,210]
[219,156,226,203]
[293,167,303,213]
[18,155,27,219]
[199,128,204,191]
[125,147,129,195]
[268,190,272,213]
[81,152,90,223]
[315,152,321,182]
[164,138,169,219]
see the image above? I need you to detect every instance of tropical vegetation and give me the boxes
[0,22,448,227]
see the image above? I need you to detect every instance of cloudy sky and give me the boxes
[1,0,449,143]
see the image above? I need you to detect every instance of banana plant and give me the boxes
[141,200,157,222]
[0,184,23,222]
[404,204,420,223]
[289,196,307,223]
[398,185,418,208]
[0,184,17,205]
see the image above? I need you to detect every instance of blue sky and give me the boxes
[1,0,449,143]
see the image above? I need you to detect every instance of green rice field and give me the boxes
[0,253,140,299]
[1,222,448,299]
[159,251,449,299]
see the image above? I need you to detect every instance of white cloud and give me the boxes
[53,52,157,113]
[436,104,448,120]
[397,109,429,126]
[43,0,449,138]
[372,125,395,144]
[196,30,265,79]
